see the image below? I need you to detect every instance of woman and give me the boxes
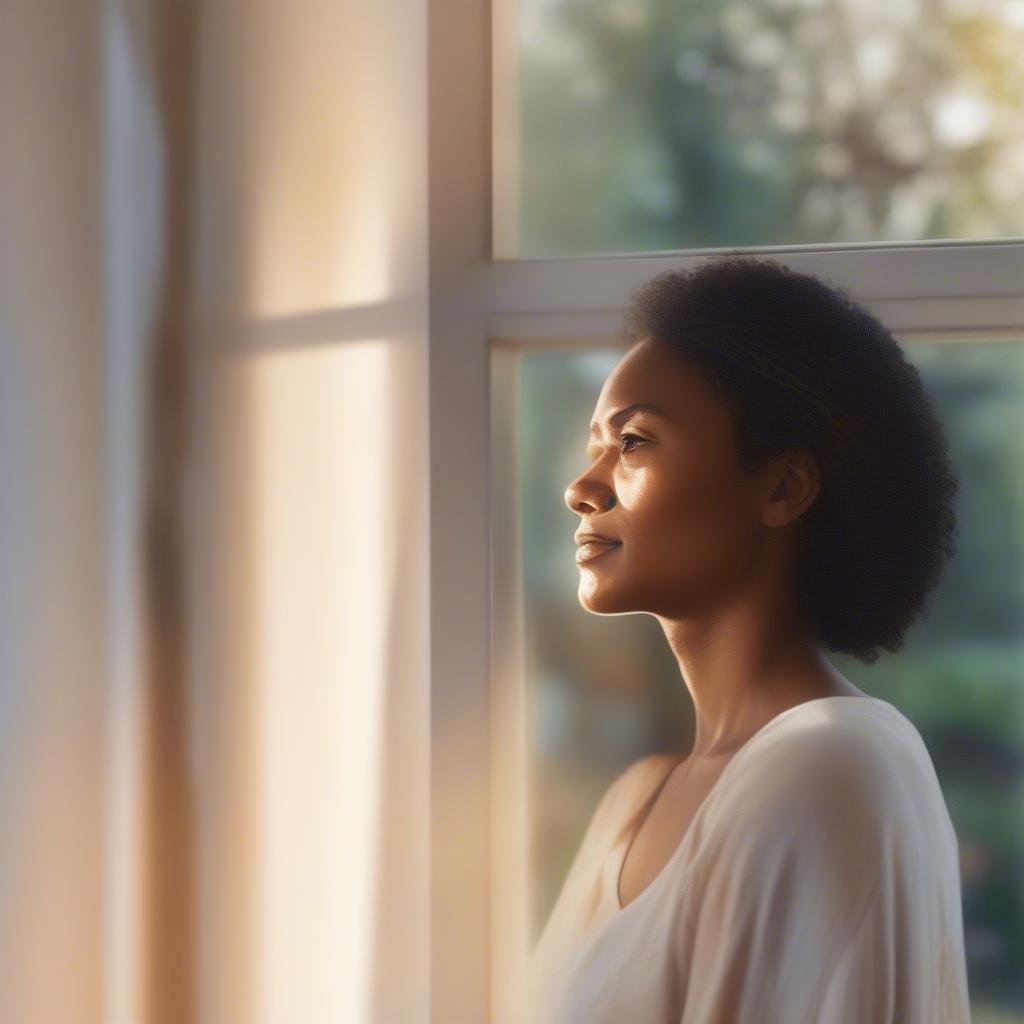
[528,256,971,1023]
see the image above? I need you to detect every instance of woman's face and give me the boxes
[564,338,782,619]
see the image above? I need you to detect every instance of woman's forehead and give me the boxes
[594,342,723,426]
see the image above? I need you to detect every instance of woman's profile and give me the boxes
[527,255,971,1023]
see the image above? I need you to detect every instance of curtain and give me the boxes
[0,1,431,1021]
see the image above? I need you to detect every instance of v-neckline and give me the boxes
[612,694,883,913]
[614,755,685,910]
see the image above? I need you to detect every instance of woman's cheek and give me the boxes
[658,490,744,579]
[614,469,650,507]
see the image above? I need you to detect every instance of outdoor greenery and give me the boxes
[517,0,1024,255]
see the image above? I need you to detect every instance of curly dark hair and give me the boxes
[623,255,960,665]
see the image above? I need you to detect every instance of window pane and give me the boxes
[502,0,1024,257]
[522,339,1024,1019]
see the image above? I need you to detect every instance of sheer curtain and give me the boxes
[0,1,430,1021]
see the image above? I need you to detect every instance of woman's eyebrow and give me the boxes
[588,403,668,435]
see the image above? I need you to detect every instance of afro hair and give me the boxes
[623,254,960,665]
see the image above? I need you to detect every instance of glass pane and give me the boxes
[502,0,1024,257]
[522,339,1024,1020]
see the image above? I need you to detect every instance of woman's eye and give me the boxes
[619,432,647,454]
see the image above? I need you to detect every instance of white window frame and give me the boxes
[428,0,1024,1019]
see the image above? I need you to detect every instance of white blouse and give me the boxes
[527,695,972,1023]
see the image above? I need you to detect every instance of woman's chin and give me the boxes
[577,577,633,615]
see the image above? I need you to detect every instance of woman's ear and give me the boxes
[763,447,821,528]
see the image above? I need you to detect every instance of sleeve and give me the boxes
[674,730,905,1024]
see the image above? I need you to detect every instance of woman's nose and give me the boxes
[564,477,616,515]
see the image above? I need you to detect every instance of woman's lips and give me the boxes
[575,540,623,564]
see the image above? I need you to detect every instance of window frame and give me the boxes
[428,0,1024,1019]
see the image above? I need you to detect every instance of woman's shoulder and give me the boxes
[716,696,950,845]
[744,696,924,777]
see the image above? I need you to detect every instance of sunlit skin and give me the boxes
[564,337,868,902]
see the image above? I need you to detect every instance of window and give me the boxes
[475,1,1024,1020]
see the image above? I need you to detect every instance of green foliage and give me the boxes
[518,0,1024,255]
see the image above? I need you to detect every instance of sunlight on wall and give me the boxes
[189,1,430,1020]
[189,6,434,975]
[197,326,430,1024]
[223,4,405,317]
[243,341,391,1023]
